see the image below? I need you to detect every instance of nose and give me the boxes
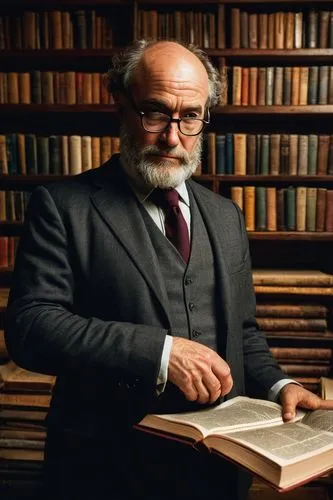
[160,121,180,148]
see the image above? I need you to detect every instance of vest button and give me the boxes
[192,329,200,338]
[189,302,195,311]
[184,277,193,286]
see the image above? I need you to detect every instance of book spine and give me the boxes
[244,186,255,231]
[296,186,307,231]
[325,190,333,232]
[233,134,246,175]
[231,186,243,211]
[255,186,266,231]
[266,187,277,231]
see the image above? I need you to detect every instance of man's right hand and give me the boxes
[167,337,233,405]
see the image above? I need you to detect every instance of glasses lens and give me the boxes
[142,113,170,133]
[179,119,204,136]
[141,113,205,136]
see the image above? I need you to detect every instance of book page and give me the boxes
[302,410,333,433]
[220,422,333,465]
[156,397,304,436]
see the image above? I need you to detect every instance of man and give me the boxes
[5,40,333,500]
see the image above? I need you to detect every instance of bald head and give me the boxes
[130,41,209,105]
[134,41,209,89]
[105,39,222,108]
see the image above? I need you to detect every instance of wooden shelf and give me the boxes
[214,106,333,116]
[137,0,333,3]
[3,0,333,3]
[1,49,332,66]
[0,49,120,68]
[195,175,333,185]
[248,232,333,241]
[1,105,333,116]
[1,174,333,190]
[207,49,333,62]
[0,104,117,114]
[0,220,331,242]
[3,0,129,5]
[0,175,69,189]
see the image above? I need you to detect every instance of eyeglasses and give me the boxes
[124,92,210,137]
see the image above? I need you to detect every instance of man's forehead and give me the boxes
[132,43,209,88]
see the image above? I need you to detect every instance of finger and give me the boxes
[193,378,210,405]
[211,359,233,396]
[202,373,222,403]
[182,383,198,402]
[318,400,333,410]
[281,393,299,421]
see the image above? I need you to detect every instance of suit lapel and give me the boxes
[90,157,171,327]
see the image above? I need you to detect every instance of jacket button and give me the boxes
[192,330,200,338]
[185,277,193,286]
[189,302,195,311]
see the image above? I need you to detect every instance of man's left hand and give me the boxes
[280,383,333,421]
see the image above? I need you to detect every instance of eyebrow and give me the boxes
[139,98,203,115]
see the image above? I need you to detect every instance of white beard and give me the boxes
[120,124,203,189]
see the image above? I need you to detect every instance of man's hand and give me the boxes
[280,383,333,421]
[168,337,233,404]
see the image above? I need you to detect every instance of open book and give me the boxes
[135,396,333,492]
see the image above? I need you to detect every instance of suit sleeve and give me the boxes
[5,186,167,389]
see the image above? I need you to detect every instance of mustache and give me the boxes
[139,145,190,163]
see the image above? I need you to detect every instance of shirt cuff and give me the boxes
[268,379,302,402]
[156,335,173,395]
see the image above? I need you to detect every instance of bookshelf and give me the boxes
[0,1,333,499]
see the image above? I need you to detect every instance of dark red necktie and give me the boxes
[151,188,190,263]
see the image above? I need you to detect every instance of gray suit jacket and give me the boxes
[5,155,284,435]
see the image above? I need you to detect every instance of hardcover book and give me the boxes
[136,396,333,492]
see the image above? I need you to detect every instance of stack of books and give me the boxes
[254,270,333,393]
[0,316,55,494]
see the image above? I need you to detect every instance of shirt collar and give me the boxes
[127,175,190,207]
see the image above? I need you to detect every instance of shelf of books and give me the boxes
[0,0,333,498]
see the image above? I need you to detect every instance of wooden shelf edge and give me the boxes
[1,174,332,189]
[1,48,332,60]
[248,232,333,241]
[214,105,333,115]
[0,104,117,113]
[194,175,333,183]
[0,222,331,242]
[207,49,333,60]
[0,105,332,116]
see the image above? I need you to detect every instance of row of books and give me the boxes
[0,72,113,105]
[0,10,113,50]
[0,134,120,176]
[2,65,333,107]
[229,8,333,50]
[0,237,19,268]
[138,7,333,49]
[0,191,30,223]
[2,132,332,177]
[202,133,333,176]
[230,186,333,232]
[228,65,333,107]
[254,269,333,394]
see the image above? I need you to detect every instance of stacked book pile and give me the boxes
[254,270,333,393]
[0,291,55,495]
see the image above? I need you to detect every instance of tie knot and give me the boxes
[151,188,180,210]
